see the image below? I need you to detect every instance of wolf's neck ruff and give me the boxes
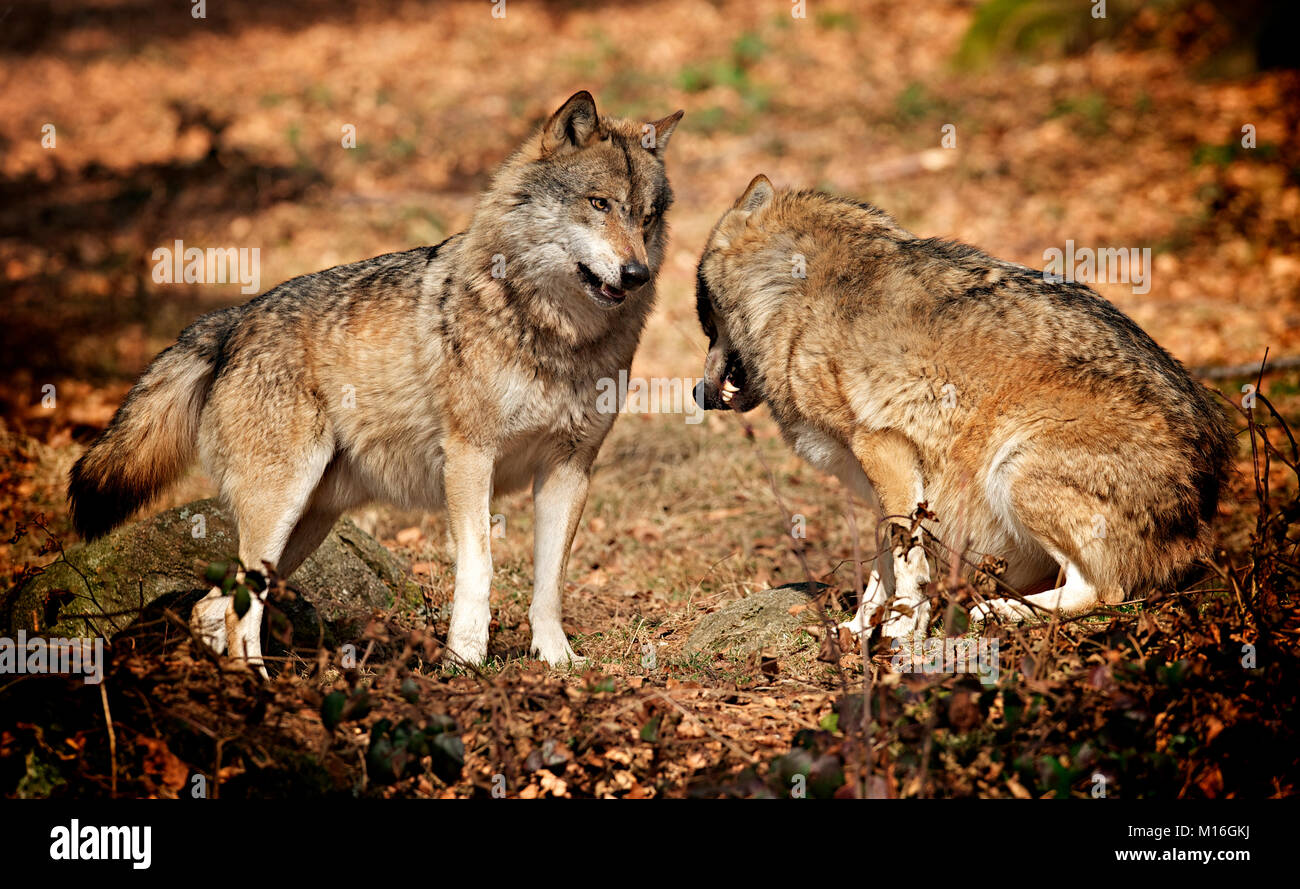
[452,224,652,359]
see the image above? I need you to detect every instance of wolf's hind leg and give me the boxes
[193,440,335,677]
[970,561,1114,624]
[191,590,230,653]
[276,460,360,577]
[529,461,590,667]
[982,456,1130,625]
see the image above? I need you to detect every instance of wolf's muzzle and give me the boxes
[693,379,726,411]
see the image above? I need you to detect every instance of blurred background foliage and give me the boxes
[958,0,1298,74]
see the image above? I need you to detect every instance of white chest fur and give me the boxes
[789,423,874,502]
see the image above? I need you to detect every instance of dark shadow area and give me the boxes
[111,586,337,670]
[0,103,323,387]
[0,0,646,59]
[1,0,414,58]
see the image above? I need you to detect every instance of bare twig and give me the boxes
[1190,354,1300,380]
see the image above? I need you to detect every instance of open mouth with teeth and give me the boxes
[577,263,627,307]
[719,356,747,406]
[695,351,759,412]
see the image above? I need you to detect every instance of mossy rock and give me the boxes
[685,582,829,656]
[3,499,424,647]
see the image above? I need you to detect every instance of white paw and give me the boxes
[881,613,922,641]
[838,615,867,636]
[840,573,887,637]
[444,633,488,667]
[971,599,1030,625]
[839,601,886,637]
[530,628,585,668]
[191,588,230,653]
[881,598,931,642]
[228,595,268,679]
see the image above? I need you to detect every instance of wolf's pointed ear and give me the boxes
[735,174,775,213]
[642,110,684,157]
[541,91,602,156]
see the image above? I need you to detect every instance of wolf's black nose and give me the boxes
[693,379,720,411]
[620,261,651,290]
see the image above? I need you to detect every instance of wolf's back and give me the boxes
[69,307,242,540]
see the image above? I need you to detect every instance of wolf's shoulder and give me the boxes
[900,236,1121,315]
[240,237,460,315]
[318,240,455,284]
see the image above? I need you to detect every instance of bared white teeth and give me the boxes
[721,377,739,405]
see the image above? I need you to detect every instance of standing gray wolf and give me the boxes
[68,91,683,671]
[693,175,1232,642]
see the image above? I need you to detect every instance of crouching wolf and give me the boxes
[693,175,1232,642]
[68,92,683,672]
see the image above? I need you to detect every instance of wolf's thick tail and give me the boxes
[69,308,240,540]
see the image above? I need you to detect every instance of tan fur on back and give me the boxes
[696,184,1233,599]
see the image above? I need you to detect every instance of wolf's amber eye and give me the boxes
[642,212,658,228]
[589,197,610,212]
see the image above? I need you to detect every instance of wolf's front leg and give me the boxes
[846,429,932,643]
[529,461,590,667]
[840,570,886,635]
[443,440,496,666]
[880,521,931,641]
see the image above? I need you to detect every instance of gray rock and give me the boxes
[685,582,830,656]
[3,499,423,646]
